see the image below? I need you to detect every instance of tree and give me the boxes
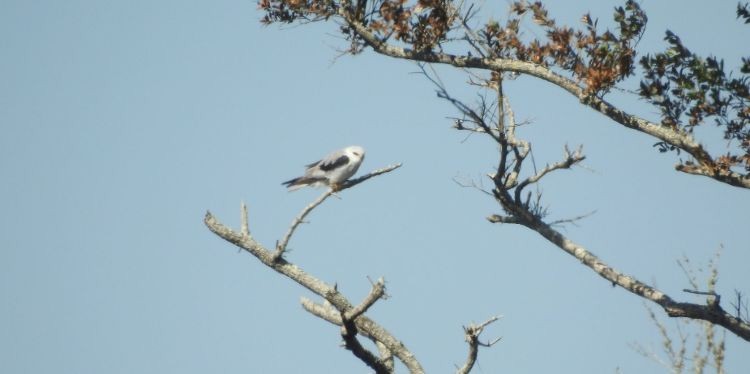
[206,1,749,372]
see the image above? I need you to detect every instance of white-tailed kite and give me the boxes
[282,146,365,191]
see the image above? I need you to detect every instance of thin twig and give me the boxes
[275,189,335,260]
[683,289,722,307]
[240,200,250,237]
[683,289,720,297]
[274,164,402,260]
[548,210,597,227]
[514,145,585,203]
[341,163,402,189]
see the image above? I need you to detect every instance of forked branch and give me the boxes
[456,316,503,374]
[479,95,750,340]
[204,163,424,372]
[339,278,391,373]
[275,189,334,260]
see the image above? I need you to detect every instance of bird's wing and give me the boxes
[317,154,350,171]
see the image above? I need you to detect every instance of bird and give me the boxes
[282,146,365,191]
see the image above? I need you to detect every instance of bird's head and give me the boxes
[345,145,365,161]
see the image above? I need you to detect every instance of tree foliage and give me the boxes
[260,0,750,187]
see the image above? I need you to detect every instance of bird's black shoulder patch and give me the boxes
[319,155,349,171]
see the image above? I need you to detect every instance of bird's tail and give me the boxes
[281,177,326,191]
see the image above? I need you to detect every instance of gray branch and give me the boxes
[274,164,401,261]
[490,188,750,341]
[340,317,391,374]
[456,316,502,374]
[275,189,334,260]
[336,8,750,189]
[204,163,425,372]
[302,298,397,371]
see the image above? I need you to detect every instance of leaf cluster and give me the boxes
[640,19,750,171]
[258,0,750,183]
[482,1,646,94]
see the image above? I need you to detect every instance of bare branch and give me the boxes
[205,162,423,372]
[340,308,392,374]
[302,297,344,321]
[341,163,402,189]
[302,294,393,373]
[683,289,721,308]
[346,277,387,321]
[206,214,424,372]
[275,189,335,260]
[304,277,390,372]
[376,341,395,373]
[274,163,402,260]
[683,289,720,297]
[456,316,502,374]
[489,188,750,341]
[547,210,597,227]
[514,145,585,203]
[416,63,501,143]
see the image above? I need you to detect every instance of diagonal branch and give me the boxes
[340,316,392,374]
[480,110,750,340]
[336,9,750,189]
[375,340,395,373]
[275,189,334,259]
[489,188,750,342]
[513,145,585,203]
[205,212,423,372]
[204,163,423,372]
[449,77,750,342]
[346,277,387,320]
[301,298,395,372]
[339,279,391,373]
[302,278,391,372]
[274,163,402,260]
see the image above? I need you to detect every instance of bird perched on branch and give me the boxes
[282,146,365,191]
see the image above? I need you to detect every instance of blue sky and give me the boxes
[2,0,749,373]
